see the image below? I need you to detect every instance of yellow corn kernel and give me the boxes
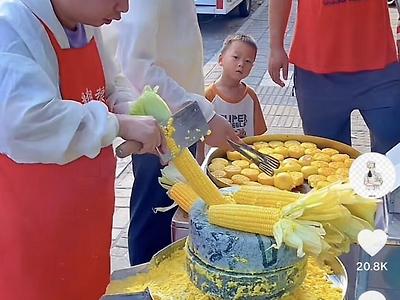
[276,162,302,173]
[258,147,274,155]
[211,157,229,166]
[273,146,289,158]
[311,160,329,168]
[331,153,350,162]
[290,171,304,186]
[249,163,260,170]
[168,182,199,213]
[301,165,318,179]
[329,161,345,169]
[224,165,242,178]
[226,151,242,161]
[343,158,354,168]
[208,163,225,172]
[274,172,295,191]
[269,141,284,148]
[253,141,269,150]
[218,177,234,186]
[257,172,275,185]
[165,134,226,205]
[308,174,327,188]
[326,174,346,183]
[305,148,322,155]
[301,142,317,149]
[240,168,260,181]
[231,174,251,185]
[210,170,227,178]
[208,204,280,236]
[282,158,298,165]
[284,140,301,147]
[233,185,299,208]
[321,148,339,156]
[232,159,250,169]
[336,167,349,177]
[298,154,313,166]
[313,153,331,162]
[318,167,336,177]
[288,145,305,159]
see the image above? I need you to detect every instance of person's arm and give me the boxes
[395,0,400,59]
[0,24,163,164]
[101,1,215,121]
[268,0,292,87]
[101,2,239,150]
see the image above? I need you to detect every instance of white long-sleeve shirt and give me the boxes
[0,0,136,164]
[101,0,215,122]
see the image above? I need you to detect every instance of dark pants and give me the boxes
[294,63,400,153]
[128,145,196,265]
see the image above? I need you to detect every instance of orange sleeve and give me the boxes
[248,87,267,135]
[204,84,217,103]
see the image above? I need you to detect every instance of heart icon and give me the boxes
[357,229,387,257]
[358,290,386,300]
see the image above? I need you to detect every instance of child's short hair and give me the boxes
[221,33,257,54]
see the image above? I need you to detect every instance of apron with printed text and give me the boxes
[0,22,116,300]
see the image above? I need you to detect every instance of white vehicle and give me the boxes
[195,0,252,17]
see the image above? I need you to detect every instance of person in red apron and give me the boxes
[0,0,165,299]
[268,0,400,154]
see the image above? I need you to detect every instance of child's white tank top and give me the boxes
[212,92,254,138]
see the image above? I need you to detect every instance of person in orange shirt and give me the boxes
[268,0,400,153]
[197,34,267,163]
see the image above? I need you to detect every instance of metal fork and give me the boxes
[227,139,280,177]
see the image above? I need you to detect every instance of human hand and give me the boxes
[268,47,289,87]
[204,114,241,151]
[397,39,400,61]
[397,22,400,60]
[115,114,168,156]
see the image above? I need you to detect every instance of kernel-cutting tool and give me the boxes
[116,101,209,161]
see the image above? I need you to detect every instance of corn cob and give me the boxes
[233,185,300,208]
[209,204,279,236]
[209,182,377,258]
[165,121,227,206]
[167,182,200,213]
[129,87,227,206]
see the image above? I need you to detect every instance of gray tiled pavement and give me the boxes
[110,1,399,271]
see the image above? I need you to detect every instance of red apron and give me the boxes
[0,23,116,300]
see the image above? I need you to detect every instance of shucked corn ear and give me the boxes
[233,185,300,208]
[209,204,279,236]
[231,182,378,226]
[168,182,200,213]
[209,182,376,258]
[130,87,227,206]
[209,203,329,257]
[165,123,227,205]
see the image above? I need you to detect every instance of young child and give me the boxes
[197,34,267,163]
